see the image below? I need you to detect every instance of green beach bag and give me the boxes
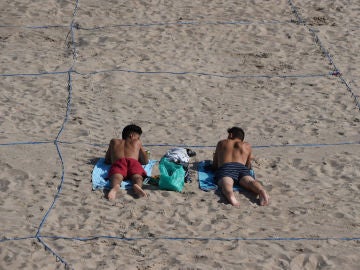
[159,157,185,192]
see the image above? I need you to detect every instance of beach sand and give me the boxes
[1,0,359,269]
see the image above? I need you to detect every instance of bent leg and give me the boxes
[131,174,148,198]
[239,176,269,206]
[218,177,240,207]
[108,173,123,201]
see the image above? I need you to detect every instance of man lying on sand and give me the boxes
[213,127,269,207]
[105,124,149,200]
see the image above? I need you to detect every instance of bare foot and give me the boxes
[133,184,148,198]
[108,188,118,201]
[259,189,270,206]
[228,195,240,207]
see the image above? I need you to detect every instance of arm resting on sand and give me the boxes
[138,146,149,165]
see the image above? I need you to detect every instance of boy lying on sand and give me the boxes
[105,124,149,200]
[213,127,270,207]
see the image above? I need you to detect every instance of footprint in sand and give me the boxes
[290,254,327,270]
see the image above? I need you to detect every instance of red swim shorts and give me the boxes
[108,157,147,179]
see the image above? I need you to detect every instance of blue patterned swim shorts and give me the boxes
[214,162,251,184]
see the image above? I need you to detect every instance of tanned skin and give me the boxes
[105,132,149,200]
[213,132,269,207]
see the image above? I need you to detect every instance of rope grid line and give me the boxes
[77,19,294,30]
[35,71,73,237]
[0,24,69,29]
[0,68,341,79]
[1,0,359,268]
[1,140,360,149]
[0,18,294,30]
[0,2,80,268]
[288,0,360,110]
[2,234,360,244]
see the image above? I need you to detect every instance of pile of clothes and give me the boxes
[163,147,196,183]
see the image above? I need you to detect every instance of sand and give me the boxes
[1,0,360,269]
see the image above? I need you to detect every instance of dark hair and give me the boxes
[227,127,245,140]
[122,124,142,139]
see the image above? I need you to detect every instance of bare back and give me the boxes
[105,137,144,164]
[213,139,252,169]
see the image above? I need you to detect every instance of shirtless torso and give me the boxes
[213,138,252,170]
[105,132,149,200]
[105,136,148,165]
[212,130,269,207]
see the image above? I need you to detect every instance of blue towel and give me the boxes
[198,160,255,192]
[91,158,157,190]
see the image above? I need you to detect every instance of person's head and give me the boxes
[227,126,245,141]
[122,124,142,139]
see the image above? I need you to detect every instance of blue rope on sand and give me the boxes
[30,70,74,269]
[0,19,291,30]
[78,19,293,31]
[288,0,360,110]
[2,234,360,244]
[0,24,68,29]
[33,235,360,242]
[0,70,69,77]
[144,141,360,149]
[31,1,79,266]
[75,68,332,79]
[35,71,73,237]
[1,0,359,269]
[1,140,359,149]
[0,236,35,242]
[0,141,53,146]
[0,68,333,79]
